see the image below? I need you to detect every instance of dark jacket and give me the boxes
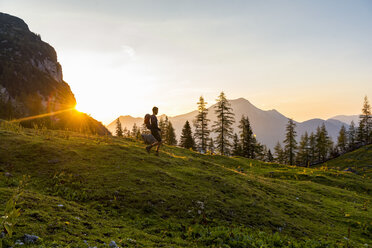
[150,115,161,131]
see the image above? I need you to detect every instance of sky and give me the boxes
[1,0,372,124]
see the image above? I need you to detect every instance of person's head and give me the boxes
[152,106,158,115]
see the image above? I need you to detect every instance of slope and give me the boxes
[0,123,371,247]
[320,144,372,176]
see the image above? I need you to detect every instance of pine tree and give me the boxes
[266,149,274,162]
[194,96,210,152]
[315,124,333,162]
[231,133,242,156]
[296,132,309,166]
[283,118,297,165]
[358,96,372,145]
[131,123,138,138]
[180,121,195,149]
[212,92,235,155]
[337,125,348,154]
[274,141,285,164]
[348,121,357,149]
[165,121,177,145]
[115,118,123,137]
[238,115,255,158]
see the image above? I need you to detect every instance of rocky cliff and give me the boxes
[0,12,109,135]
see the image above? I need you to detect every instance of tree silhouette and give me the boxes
[283,118,297,165]
[115,118,123,137]
[194,96,210,152]
[180,120,195,149]
[212,92,235,155]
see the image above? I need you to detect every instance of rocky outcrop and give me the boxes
[0,12,110,135]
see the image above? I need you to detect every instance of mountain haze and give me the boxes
[108,98,350,149]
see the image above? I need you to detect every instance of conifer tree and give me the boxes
[180,120,195,149]
[274,141,285,164]
[337,125,348,154]
[238,115,255,158]
[131,123,138,138]
[194,96,210,152]
[266,149,274,162]
[283,118,297,165]
[115,118,123,137]
[348,121,357,149]
[212,92,235,155]
[165,121,177,145]
[358,96,372,145]
[232,133,242,156]
[315,124,333,162]
[296,132,309,166]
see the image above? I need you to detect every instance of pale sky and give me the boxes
[1,0,371,124]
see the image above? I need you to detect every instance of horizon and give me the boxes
[1,0,371,124]
[108,97,361,126]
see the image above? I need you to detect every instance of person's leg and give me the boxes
[156,141,162,152]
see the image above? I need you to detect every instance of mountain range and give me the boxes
[108,98,357,150]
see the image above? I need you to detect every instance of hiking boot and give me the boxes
[146,145,151,153]
[155,151,159,156]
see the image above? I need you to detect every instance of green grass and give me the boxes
[320,145,372,177]
[0,125,371,247]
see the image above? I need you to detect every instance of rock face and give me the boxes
[0,12,76,118]
[0,12,110,135]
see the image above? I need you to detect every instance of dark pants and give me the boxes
[151,129,162,142]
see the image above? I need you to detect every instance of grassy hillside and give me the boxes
[320,145,372,176]
[0,123,371,247]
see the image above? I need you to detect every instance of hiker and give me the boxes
[145,106,162,155]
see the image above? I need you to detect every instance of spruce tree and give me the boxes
[266,149,274,162]
[315,124,333,162]
[283,118,297,165]
[115,118,123,137]
[358,96,372,145]
[194,96,210,152]
[296,132,309,166]
[165,121,177,145]
[348,121,357,149]
[337,125,348,154]
[274,141,285,164]
[238,115,255,158]
[180,121,195,149]
[131,123,138,138]
[232,133,242,156]
[212,92,235,155]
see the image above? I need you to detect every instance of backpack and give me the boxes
[144,114,152,129]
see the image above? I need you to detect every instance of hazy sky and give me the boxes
[1,0,372,124]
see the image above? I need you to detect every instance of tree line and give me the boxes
[274,96,371,166]
[115,94,371,166]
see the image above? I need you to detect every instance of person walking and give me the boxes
[145,106,162,155]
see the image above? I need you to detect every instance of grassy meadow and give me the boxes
[0,123,371,247]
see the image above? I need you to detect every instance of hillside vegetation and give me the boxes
[320,145,372,176]
[0,123,371,247]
